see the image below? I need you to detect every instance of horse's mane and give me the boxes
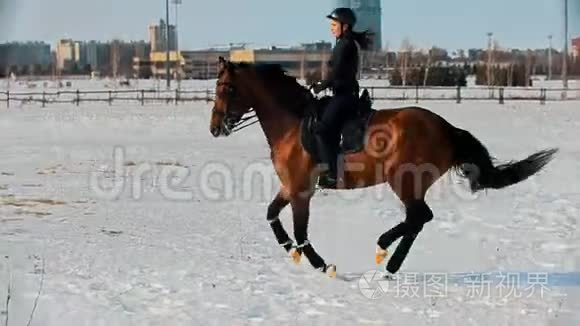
[234,62,313,119]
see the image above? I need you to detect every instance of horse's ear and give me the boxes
[218,56,227,72]
[218,56,236,77]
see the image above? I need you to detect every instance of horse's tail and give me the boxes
[450,127,558,192]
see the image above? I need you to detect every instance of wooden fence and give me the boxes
[1,86,579,107]
[0,89,213,108]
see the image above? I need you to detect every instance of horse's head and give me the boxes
[210,57,253,137]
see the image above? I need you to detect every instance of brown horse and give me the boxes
[209,57,557,278]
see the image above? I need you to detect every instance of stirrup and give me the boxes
[317,173,338,189]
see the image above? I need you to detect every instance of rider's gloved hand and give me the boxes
[310,81,326,95]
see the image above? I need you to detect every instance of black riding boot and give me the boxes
[314,134,338,189]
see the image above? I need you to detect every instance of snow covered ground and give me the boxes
[1,98,579,325]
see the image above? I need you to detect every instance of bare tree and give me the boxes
[399,38,414,86]
[111,40,120,79]
[490,39,500,86]
[383,42,390,79]
[507,62,514,86]
[424,47,434,86]
[321,46,328,81]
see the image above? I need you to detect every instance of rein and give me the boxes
[230,109,259,133]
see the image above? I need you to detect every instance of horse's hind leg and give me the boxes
[376,222,408,264]
[267,191,293,252]
[289,196,336,277]
[386,233,419,274]
[377,200,434,275]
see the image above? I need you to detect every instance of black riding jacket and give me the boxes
[319,31,360,95]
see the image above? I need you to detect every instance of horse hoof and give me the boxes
[375,246,388,265]
[326,264,337,278]
[289,248,302,264]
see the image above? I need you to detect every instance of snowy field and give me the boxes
[1,98,580,325]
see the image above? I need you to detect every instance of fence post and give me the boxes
[6,91,9,108]
[499,88,504,104]
[175,89,179,105]
[540,88,546,105]
[42,91,46,108]
[370,87,375,100]
[141,90,145,106]
[456,85,462,104]
[415,85,419,104]
[76,89,80,106]
[206,89,210,103]
[108,91,112,106]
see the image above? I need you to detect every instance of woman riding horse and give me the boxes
[209,13,557,278]
[311,8,372,189]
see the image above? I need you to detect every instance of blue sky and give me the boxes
[1,0,579,50]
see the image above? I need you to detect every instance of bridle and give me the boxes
[212,81,259,134]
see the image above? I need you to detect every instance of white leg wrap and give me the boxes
[280,240,293,248]
[295,240,310,249]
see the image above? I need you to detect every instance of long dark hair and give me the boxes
[349,29,373,50]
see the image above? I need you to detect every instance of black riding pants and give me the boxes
[314,93,358,145]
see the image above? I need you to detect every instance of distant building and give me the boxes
[86,41,111,74]
[56,39,76,73]
[0,41,52,75]
[300,41,332,52]
[145,41,391,81]
[573,37,580,60]
[133,57,153,79]
[57,40,100,74]
[429,47,449,62]
[148,49,228,80]
[54,40,150,76]
[74,41,88,68]
[230,43,334,80]
[134,41,151,60]
[149,19,177,52]
[111,40,151,78]
[146,43,332,81]
[182,50,230,79]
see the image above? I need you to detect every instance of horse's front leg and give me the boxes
[289,196,336,277]
[267,191,294,252]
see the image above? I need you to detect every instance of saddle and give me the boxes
[301,89,376,163]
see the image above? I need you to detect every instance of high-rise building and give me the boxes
[56,39,76,72]
[334,0,382,50]
[86,41,101,72]
[573,37,580,60]
[85,41,114,74]
[0,42,51,66]
[149,19,177,52]
[134,41,151,60]
[74,41,88,68]
[0,42,52,75]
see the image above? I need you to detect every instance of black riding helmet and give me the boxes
[326,7,357,27]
